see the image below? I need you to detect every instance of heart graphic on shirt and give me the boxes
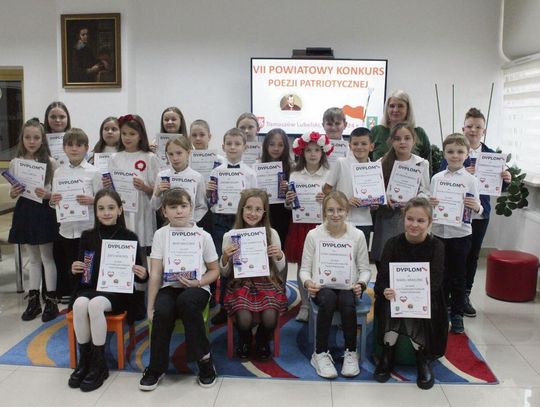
[361,188,367,194]
[438,205,444,211]
[323,269,331,276]
[107,271,114,277]
[480,177,486,183]
[63,204,69,209]
[394,187,400,193]
[399,296,407,302]
[174,259,181,265]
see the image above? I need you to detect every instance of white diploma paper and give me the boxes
[53,176,89,223]
[386,161,424,204]
[351,162,386,206]
[215,168,246,214]
[432,178,466,226]
[315,239,354,289]
[389,262,431,318]
[292,181,323,224]
[97,239,137,294]
[156,133,176,169]
[14,159,46,203]
[230,227,270,279]
[243,141,262,167]
[190,150,219,181]
[93,153,114,174]
[165,228,203,283]
[327,139,348,163]
[111,170,138,212]
[46,133,68,167]
[253,162,284,204]
[475,152,506,196]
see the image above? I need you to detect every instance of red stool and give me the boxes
[486,250,539,302]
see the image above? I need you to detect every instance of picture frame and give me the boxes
[61,13,121,89]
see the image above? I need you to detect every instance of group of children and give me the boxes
[6,95,510,392]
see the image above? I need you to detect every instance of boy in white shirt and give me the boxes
[430,134,482,334]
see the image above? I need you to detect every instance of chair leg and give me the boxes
[359,316,367,363]
[129,324,136,351]
[227,315,234,359]
[67,314,77,369]
[273,325,280,357]
[116,322,124,369]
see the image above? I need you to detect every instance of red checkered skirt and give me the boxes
[224,277,287,315]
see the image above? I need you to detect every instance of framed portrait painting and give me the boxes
[61,13,121,88]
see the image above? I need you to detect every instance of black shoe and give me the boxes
[415,349,434,390]
[80,345,109,392]
[210,308,227,325]
[68,343,92,388]
[59,295,71,305]
[374,344,395,383]
[463,295,477,318]
[21,290,42,321]
[197,356,217,387]
[139,368,165,391]
[450,315,465,334]
[42,292,59,322]
[255,342,271,360]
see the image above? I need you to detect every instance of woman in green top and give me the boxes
[372,90,431,165]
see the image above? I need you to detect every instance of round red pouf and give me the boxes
[486,250,539,302]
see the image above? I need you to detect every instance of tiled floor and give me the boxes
[0,246,539,406]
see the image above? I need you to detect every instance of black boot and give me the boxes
[80,345,109,392]
[236,329,252,359]
[21,289,42,321]
[374,344,395,383]
[255,326,271,360]
[42,291,59,322]
[68,343,92,388]
[415,348,434,390]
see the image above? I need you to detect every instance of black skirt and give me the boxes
[9,197,59,245]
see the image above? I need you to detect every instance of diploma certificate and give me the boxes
[351,162,386,206]
[253,162,284,204]
[215,169,246,214]
[97,239,137,294]
[53,176,89,223]
[229,227,270,279]
[243,141,262,167]
[111,170,138,212]
[475,152,506,196]
[93,153,114,174]
[190,150,219,181]
[165,228,203,283]
[327,140,348,163]
[14,159,46,203]
[46,133,68,167]
[315,239,354,289]
[169,173,198,204]
[292,181,323,224]
[432,178,466,226]
[389,262,431,318]
[386,161,424,204]
[156,133,176,169]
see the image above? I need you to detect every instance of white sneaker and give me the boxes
[295,305,309,322]
[341,349,360,377]
[311,351,338,379]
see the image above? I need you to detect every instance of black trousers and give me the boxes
[149,286,210,372]
[54,236,80,298]
[440,235,472,317]
[466,218,489,292]
[314,288,357,353]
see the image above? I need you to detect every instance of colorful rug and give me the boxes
[0,282,498,384]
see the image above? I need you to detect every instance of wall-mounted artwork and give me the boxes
[61,13,121,88]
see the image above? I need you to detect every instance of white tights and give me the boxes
[383,330,421,351]
[25,243,56,291]
[72,296,112,346]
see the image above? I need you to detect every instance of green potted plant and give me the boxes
[494,153,529,216]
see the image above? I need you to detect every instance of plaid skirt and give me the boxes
[223,277,287,315]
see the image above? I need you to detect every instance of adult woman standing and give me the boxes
[371,90,431,164]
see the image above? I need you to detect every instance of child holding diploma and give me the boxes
[220,188,287,360]
[430,133,481,334]
[285,131,332,322]
[8,118,59,322]
[323,127,376,244]
[300,191,371,379]
[236,112,260,142]
[207,128,257,324]
[89,117,120,164]
[140,188,219,391]
[439,108,511,317]
[374,197,447,390]
[50,129,103,306]
[260,128,292,245]
[370,123,430,271]
[149,107,188,153]
[68,189,147,392]
[44,101,71,134]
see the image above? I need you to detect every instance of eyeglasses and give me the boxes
[243,206,265,215]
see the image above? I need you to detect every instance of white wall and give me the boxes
[0,0,505,149]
